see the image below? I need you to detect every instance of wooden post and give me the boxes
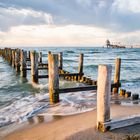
[15,49,20,72]
[12,50,15,67]
[28,51,30,60]
[39,52,42,63]
[97,65,112,132]
[9,49,12,65]
[113,58,121,94]
[48,53,59,104]
[58,52,63,69]
[31,51,38,83]
[20,50,27,77]
[78,53,84,80]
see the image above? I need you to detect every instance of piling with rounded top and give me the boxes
[31,51,38,83]
[58,52,63,69]
[97,65,112,131]
[20,50,27,77]
[48,53,59,104]
[113,58,121,94]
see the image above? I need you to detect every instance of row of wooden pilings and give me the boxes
[0,48,123,132]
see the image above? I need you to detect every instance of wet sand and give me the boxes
[1,104,140,140]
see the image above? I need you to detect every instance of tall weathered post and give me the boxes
[39,52,42,63]
[48,53,59,104]
[58,52,63,70]
[31,51,38,83]
[97,65,112,132]
[78,53,84,80]
[113,58,121,94]
[15,49,20,72]
[20,50,27,77]
[12,50,15,67]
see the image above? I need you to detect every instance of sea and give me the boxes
[0,47,140,131]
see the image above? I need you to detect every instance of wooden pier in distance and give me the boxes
[0,47,139,132]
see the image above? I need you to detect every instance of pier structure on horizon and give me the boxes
[106,39,126,48]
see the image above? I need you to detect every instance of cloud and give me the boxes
[0,0,140,46]
[1,0,140,32]
[0,7,53,31]
[0,25,111,46]
[112,0,140,13]
[0,24,139,47]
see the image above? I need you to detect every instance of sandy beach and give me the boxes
[1,104,140,140]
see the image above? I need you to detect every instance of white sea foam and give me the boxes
[0,90,97,127]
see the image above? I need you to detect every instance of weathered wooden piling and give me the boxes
[15,49,20,72]
[58,52,63,69]
[132,94,139,100]
[48,53,59,104]
[31,51,38,83]
[8,48,12,65]
[78,53,84,80]
[20,50,27,77]
[39,52,42,63]
[113,58,121,94]
[120,89,126,96]
[97,65,112,132]
[28,51,30,60]
[12,50,15,67]
[125,91,131,98]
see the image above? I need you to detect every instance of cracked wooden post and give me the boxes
[113,58,121,94]
[48,53,59,104]
[58,52,63,70]
[15,49,20,72]
[97,65,112,132]
[31,51,38,83]
[20,50,27,77]
[78,53,84,81]
[39,52,42,63]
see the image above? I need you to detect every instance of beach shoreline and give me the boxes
[1,104,140,140]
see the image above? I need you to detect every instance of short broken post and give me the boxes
[97,65,112,132]
[78,53,84,81]
[20,50,27,77]
[113,58,121,94]
[31,51,38,83]
[58,52,63,70]
[48,53,59,104]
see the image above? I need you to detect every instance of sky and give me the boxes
[0,0,140,47]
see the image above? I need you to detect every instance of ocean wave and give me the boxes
[84,64,98,69]
[0,90,97,127]
[65,50,75,53]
